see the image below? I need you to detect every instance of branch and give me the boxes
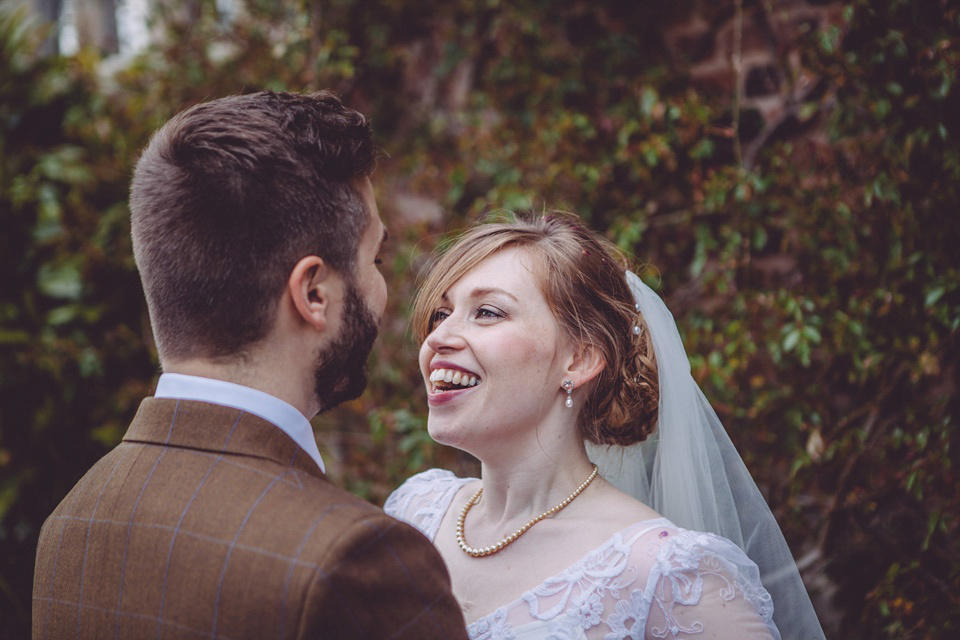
[732,0,744,169]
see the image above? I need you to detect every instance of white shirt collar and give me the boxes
[154,372,325,473]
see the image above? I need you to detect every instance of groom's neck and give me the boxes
[161,347,315,419]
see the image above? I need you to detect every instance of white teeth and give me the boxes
[429,368,480,387]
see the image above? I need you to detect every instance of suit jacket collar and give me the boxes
[123,398,325,479]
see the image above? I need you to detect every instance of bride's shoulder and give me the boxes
[590,480,663,529]
[615,516,752,568]
[631,522,771,606]
[652,523,760,572]
[588,493,749,574]
[392,468,475,496]
[384,468,477,534]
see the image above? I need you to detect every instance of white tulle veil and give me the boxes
[586,271,825,640]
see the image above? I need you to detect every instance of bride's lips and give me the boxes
[426,363,481,406]
[426,385,477,406]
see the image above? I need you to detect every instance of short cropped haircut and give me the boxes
[130,91,378,361]
[412,213,659,446]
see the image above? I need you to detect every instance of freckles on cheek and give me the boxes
[499,331,554,365]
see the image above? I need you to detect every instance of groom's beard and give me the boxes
[313,281,380,413]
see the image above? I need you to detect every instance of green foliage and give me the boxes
[2,1,959,638]
[0,10,155,633]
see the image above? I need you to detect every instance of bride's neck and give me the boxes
[475,448,596,526]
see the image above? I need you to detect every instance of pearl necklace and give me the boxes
[456,464,599,558]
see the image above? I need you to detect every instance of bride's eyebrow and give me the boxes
[469,287,518,302]
[439,287,518,303]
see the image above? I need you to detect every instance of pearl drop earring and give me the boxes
[563,380,574,409]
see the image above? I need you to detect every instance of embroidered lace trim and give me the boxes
[386,470,779,640]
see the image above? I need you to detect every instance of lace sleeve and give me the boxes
[383,469,474,541]
[639,529,780,640]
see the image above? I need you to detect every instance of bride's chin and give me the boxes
[426,420,468,449]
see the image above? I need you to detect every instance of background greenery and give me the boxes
[2,1,958,638]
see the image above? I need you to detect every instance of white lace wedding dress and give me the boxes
[385,470,781,640]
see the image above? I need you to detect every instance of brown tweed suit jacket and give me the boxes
[33,398,468,639]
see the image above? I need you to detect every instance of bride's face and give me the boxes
[418,247,572,455]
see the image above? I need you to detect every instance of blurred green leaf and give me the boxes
[36,261,83,300]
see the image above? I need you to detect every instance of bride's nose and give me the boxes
[424,317,466,353]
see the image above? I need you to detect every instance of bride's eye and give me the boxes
[430,309,450,327]
[475,306,503,320]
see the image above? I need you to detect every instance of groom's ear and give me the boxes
[288,256,340,332]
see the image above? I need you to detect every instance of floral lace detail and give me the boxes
[648,530,775,636]
[605,589,653,640]
[522,533,640,623]
[544,616,587,640]
[469,607,516,640]
[384,469,472,541]
[650,531,723,636]
[386,470,780,640]
[567,592,604,629]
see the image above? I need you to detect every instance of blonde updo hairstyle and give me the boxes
[412,213,659,446]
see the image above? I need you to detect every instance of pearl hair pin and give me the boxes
[456,464,599,558]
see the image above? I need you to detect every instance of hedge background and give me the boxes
[2,1,958,638]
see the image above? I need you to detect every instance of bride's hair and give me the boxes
[412,212,659,446]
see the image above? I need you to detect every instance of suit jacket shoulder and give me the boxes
[33,398,466,639]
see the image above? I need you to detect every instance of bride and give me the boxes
[385,213,824,640]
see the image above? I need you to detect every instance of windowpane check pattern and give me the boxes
[33,398,467,639]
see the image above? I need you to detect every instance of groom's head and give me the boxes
[131,91,387,410]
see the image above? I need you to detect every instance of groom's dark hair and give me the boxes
[130,90,379,361]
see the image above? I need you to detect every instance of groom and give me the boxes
[32,91,467,639]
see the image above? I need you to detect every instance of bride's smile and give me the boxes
[425,362,480,406]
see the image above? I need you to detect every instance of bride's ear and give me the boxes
[564,343,605,388]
